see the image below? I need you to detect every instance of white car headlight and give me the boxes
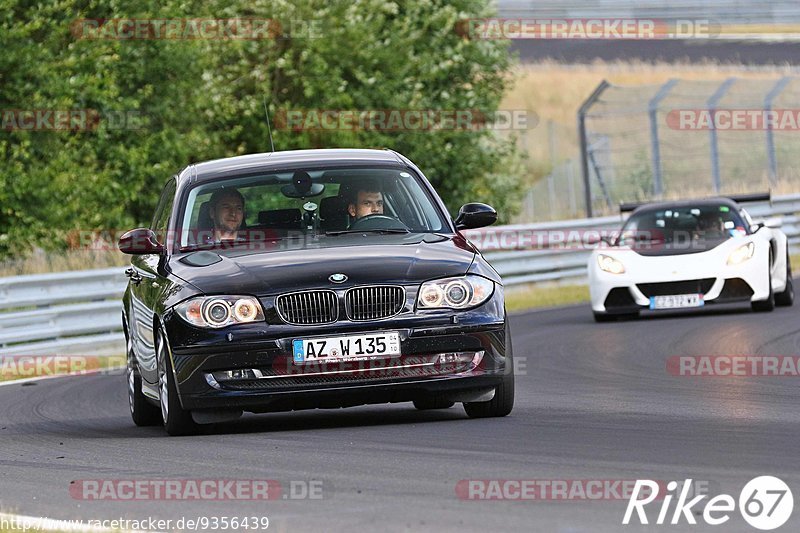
[597,254,625,274]
[175,296,265,328]
[727,242,755,265]
[417,275,494,310]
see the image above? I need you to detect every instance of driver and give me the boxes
[696,211,725,239]
[347,180,384,220]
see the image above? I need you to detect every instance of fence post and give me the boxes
[708,78,737,194]
[578,80,610,218]
[648,79,678,198]
[765,77,792,186]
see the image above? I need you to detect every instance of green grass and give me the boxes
[505,283,589,313]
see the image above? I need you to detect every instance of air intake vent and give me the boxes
[276,290,338,325]
[346,286,405,321]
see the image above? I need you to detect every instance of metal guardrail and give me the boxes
[0,268,127,356]
[3,194,800,355]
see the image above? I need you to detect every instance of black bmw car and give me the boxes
[119,149,513,435]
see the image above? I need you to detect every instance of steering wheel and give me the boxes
[348,214,409,231]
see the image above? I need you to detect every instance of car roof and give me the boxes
[630,197,742,215]
[177,149,406,184]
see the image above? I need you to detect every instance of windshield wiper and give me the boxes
[325,228,410,236]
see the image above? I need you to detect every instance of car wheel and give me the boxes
[125,324,161,427]
[593,312,614,322]
[464,371,514,418]
[156,326,199,436]
[752,255,775,312]
[464,322,514,418]
[413,398,455,410]
[775,254,794,307]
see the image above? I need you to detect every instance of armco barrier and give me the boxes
[2,194,800,354]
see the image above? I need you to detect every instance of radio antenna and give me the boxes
[262,96,275,152]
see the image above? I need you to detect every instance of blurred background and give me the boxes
[2,0,800,273]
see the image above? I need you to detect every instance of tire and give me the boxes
[413,398,455,410]
[464,322,514,418]
[752,254,775,312]
[775,254,794,307]
[156,326,199,436]
[125,323,161,427]
[594,311,638,322]
[593,312,614,322]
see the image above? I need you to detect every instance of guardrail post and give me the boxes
[578,80,610,218]
[708,78,737,194]
[648,79,678,198]
[765,77,792,186]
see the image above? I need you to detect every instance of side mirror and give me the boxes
[118,228,164,255]
[750,222,765,233]
[454,203,497,230]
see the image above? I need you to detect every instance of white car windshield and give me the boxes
[619,204,748,246]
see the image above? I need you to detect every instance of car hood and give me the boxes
[627,236,729,256]
[168,233,477,295]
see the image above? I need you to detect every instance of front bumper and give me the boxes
[589,245,771,313]
[162,296,509,412]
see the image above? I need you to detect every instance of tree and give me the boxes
[0,0,522,260]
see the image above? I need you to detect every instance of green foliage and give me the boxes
[0,0,521,259]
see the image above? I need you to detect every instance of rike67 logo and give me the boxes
[623,476,793,530]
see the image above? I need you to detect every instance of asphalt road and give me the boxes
[2,302,800,532]
[511,39,800,65]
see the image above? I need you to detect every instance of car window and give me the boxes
[178,167,448,249]
[619,204,748,245]
[151,178,177,244]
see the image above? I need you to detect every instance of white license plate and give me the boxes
[292,332,401,364]
[649,294,704,310]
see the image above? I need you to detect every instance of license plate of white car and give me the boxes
[292,332,401,363]
[649,294,704,310]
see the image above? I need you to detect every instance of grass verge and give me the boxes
[505,283,589,313]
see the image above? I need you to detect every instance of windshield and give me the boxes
[618,204,748,247]
[178,166,448,250]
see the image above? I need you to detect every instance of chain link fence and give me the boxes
[520,78,800,222]
[576,77,800,217]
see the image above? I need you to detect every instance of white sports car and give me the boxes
[588,195,793,322]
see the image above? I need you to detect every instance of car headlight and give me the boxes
[727,242,755,265]
[175,296,265,328]
[597,254,625,274]
[417,275,494,310]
